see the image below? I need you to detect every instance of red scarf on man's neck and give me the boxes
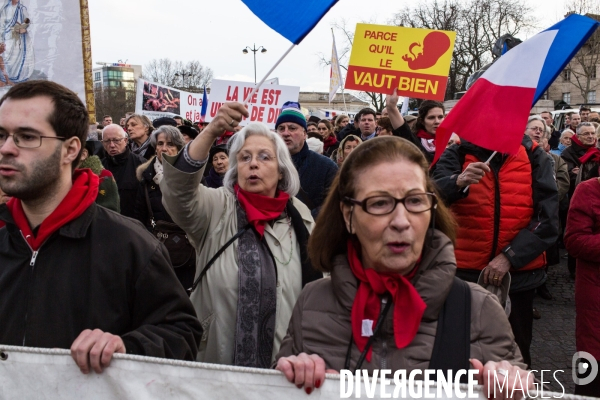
[571,134,600,164]
[347,240,426,362]
[234,184,289,238]
[6,169,99,250]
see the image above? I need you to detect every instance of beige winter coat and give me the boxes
[160,154,315,365]
[275,230,526,371]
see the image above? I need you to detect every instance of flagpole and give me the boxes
[244,43,296,104]
[462,151,497,193]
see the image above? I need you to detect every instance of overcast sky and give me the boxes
[88,0,570,92]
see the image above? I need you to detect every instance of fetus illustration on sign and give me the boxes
[402,31,450,70]
[0,0,34,85]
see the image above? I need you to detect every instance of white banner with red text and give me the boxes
[205,79,300,129]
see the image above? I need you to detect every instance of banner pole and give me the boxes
[244,43,296,104]
[79,0,95,124]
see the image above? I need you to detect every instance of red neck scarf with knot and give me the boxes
[347,240,426,362]
[234,184,289,238]
[572,134,600,164]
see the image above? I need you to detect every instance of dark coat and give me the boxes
[134,158,174,230]
[276,231,525,371]
[564,178,600,360]
[291,142,338,217]
[102,147,146,219]
[561,140,588,196]
[0,202,201,360]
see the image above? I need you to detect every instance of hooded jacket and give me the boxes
[0,173,201,360]
[275,230,525,371]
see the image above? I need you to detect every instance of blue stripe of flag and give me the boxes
[241,0,338,44]
[534,13,599,104]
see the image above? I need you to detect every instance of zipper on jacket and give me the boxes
[19,231,47,346]
[490,163,501,261]
[380,297,388,370]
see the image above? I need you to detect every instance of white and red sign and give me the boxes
[206,79,300,129]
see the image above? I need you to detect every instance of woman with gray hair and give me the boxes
[126,113,156,159]
[160,102,321,368]
[134,125,195,289]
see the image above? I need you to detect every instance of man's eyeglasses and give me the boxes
[344,193,437,215]
[0,131,66,149]
[102,138,127,146]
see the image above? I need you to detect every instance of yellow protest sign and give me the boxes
[345,23,456,101]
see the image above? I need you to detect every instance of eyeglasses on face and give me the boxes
[527,126,545,133]
[0,131,66,149]
[344,192,437,215]
[101,138,127,145]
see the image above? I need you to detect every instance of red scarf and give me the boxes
[416,129,435,141]
[323,135,337,152]
[347,240,426,362]
[6,169,99,250]
[572,135,600,164]
[234,184,290,238]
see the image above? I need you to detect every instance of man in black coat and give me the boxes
[275,102,338,217]
[0,81,201,374]
[101,124,145,219]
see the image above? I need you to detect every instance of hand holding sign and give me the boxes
[204,102,249,139]
[188,102,249,162]
[345,24,456,101]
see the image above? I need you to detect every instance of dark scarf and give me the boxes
[233,196,321,368]
[233,204,277,368]
[204,167,225,189]
[323,134,337,152]
[131,137,152,158]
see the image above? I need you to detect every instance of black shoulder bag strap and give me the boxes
[286,201,322,287]
[143,184,156,228]
[429,277,472,383]
[187,223,251,294]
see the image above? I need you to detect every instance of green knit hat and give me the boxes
[275,101,307,130]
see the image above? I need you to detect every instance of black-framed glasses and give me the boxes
[344,192,437,215]
[0,131,66,149]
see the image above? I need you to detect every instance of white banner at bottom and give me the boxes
[0,345,575,399]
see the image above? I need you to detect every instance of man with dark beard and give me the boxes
[0,80,201,375]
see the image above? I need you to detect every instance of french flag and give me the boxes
[433,14,600,165]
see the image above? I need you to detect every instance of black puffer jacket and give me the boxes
[0,202,201,360]
[102,147,145,219]
[134,157,174,230]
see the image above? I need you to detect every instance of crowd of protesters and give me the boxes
[0,80,600,397]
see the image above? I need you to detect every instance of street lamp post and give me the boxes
[175,71,192,89]
[242,44,267,84]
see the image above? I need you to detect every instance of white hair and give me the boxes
[223,123,300,196]
[103,124,128,138]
